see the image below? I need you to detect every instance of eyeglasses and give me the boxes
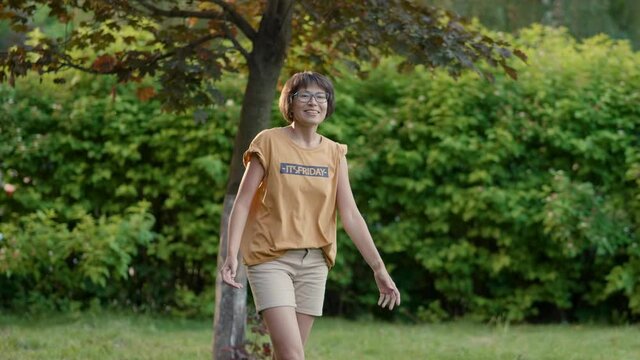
[292,91,329,103]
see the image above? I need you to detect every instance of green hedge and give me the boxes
[1,25,639,322]
[322,25,640,322]
[0,72,243,315]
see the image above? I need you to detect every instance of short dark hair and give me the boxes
[279,71,335,123]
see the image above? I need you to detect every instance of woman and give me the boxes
[221,71,400,359]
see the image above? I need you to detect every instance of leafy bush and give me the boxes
[0,68,244,314]
[321,25,640,322]
[1,25,639,322]
[0,202,154,312]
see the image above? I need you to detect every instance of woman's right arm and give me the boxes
[220,154,265,288]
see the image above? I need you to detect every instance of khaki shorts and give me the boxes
[246,249,329,317]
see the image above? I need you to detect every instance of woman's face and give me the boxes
[291,83,328,126]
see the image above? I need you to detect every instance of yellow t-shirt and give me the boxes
[241,127,348,268]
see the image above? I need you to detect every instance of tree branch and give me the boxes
[210,0,258,41]
[277,1,295,39]
[134,0,224,20]
[152,33,222,62]
[132,0,257,42]
[43,33,222,75]
[221,23,250,61]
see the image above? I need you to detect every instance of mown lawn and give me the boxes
[0,311,638,359]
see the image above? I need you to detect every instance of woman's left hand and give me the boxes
[374,268,401,310]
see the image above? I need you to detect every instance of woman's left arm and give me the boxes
[336,155,401,310]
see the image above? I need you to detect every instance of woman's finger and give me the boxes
[381,293,391,308]
[221,268,243,289]
[380,289,400,310]
[227,279,243,288]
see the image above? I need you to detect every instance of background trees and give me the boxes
[1,1,525,357]
[427,0,640,50]
[3,24,639,320]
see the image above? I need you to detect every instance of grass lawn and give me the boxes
[1,311,638,359]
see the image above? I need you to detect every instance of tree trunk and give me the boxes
[213,1,293,359]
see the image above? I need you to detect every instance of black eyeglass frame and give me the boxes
[291,91,330,103]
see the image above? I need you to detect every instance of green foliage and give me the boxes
[0,203,154,312]
[322,25,640,322]
[1,25,639,322]
[1,1,523,112]
[0,68,244,314]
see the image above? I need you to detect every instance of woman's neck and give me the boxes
[289,123,321,147]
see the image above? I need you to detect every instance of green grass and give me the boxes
[0,311,212,360]
[1,311,638,359]
[308,318,640,360]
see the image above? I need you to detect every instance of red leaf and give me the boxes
[187,17,198,28]
[57,12,73,23]
[92,54,116,73]
[136,86,156,101]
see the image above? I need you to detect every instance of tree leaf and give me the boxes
[136,86,155,101]
[92,54,117,73]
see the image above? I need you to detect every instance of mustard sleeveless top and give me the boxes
[240,127,348,268]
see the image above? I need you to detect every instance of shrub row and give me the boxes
[1,25,638,322]
[323,25,640,322]
[1,72,243,315]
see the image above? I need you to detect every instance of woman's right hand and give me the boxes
[220,256,243,289]
[374,267,401,310]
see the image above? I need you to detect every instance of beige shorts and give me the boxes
[246,249,329,317]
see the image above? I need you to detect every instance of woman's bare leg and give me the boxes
[295,312,315,346]
[262,306,305,360]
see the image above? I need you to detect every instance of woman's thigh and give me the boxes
[296,312,315,346]
[262,306,305,360]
